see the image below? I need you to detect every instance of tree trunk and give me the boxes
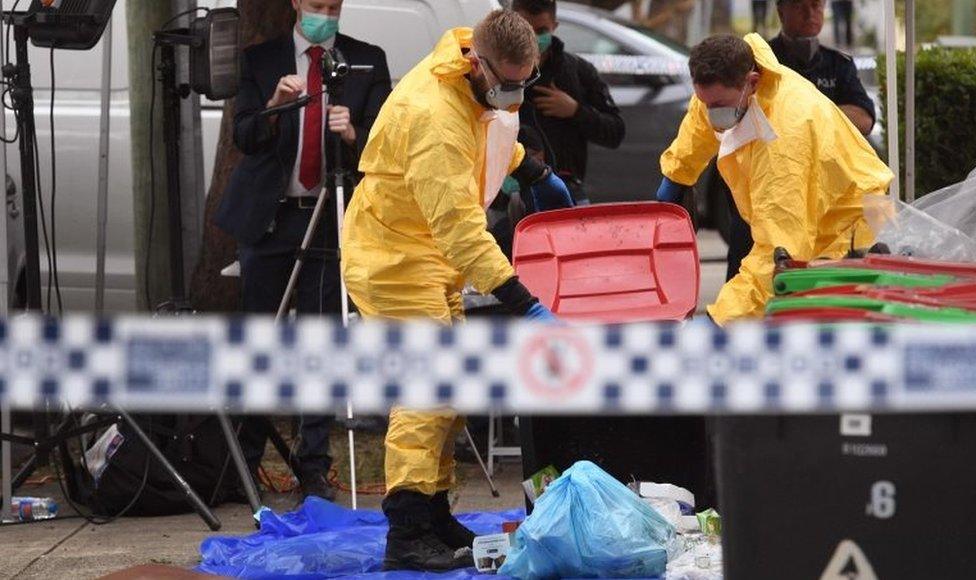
[128,0,174,311]
[188,0,295,312]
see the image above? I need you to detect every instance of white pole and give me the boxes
[95,17,113,313]
[883,0,901,201]
[905,0,916,203]
[335,166,357,510]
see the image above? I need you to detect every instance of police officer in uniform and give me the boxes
[770,0,873,135]
[724,0,875,281]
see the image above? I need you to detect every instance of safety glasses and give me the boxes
[481,56,541,91]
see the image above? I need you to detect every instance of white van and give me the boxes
[0,0,499,312]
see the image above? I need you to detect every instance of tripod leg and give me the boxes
[464,426,500,498]
[275,192,333,323]
[333,141,358,508]
[217,412,262,518]
[346,401,357,510]
[116,409,221,531]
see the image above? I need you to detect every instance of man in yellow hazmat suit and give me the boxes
[656,34,893,325]
[342,10,574,571]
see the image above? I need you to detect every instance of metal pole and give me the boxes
[464,426,500,498]
[883,0,901,201]
[216,412,262,516]
[334,121,357,510]
[95,18,113,314]
[117,407,221,530]
[905,0,916,203]
[159,44,186,304]
[13,25,43,311]
[175,0,204,290]
[1,401,11,522]
[0,8,9,525]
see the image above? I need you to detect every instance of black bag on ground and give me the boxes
[76,414,242,517]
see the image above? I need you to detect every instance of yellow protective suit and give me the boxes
[341,28,525,496]
[660,34,893,325]
[342,27,524,324]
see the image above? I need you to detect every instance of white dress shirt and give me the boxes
[286,29,335,198]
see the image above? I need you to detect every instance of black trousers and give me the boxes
[751,0,770,34]
[832,0,854,47]
[726,186,754,283]
[237,203,340,478]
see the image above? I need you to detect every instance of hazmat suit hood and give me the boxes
[429,27,475,81]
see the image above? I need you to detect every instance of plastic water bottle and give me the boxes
[10,497,58,521]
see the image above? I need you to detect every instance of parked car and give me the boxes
[0,0,501,312]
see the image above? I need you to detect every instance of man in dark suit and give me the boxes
[215,0,391,501]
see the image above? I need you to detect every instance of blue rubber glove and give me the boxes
[526,302,558,322]
[531,172,575,212]
[656,176,690,203]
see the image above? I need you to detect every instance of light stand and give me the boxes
[2,15,44,312]
[151,12,264,523]
[0,4,220,529]
[1,0,119,314]
[151,8,239,312]
[155,39,191,312]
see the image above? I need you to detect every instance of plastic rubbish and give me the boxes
[864,182,976,262]
[695,509,721,537]
[667,533,723,580]
[499,461,677,579]
[911,166,976,237]
[9,497,58,521]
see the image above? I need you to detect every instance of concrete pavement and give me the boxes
[0,460,527,579]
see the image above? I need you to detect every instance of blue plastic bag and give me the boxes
[499,461,676,579]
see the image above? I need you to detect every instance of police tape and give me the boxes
[0,315,975,415]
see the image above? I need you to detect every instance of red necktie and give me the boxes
[299,46,324,191]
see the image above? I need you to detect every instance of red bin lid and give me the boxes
[513,202,700,323]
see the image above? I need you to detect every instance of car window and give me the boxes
[558,21,629,55]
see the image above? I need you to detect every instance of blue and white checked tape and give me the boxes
[0,316,974,415]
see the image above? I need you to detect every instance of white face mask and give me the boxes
[707,84,751,132]
[715,95,778,159]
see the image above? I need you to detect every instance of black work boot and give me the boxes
[298,469,338,503]
[430,490,476,550]
[383,491,474,571]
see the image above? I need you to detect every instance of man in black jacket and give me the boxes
[214,0,391,500]
[512,0,625,203]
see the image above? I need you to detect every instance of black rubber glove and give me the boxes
[492,277,539,316]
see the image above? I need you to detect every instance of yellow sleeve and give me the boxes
[404,110,515,294]
[707,138,816,325]
[508,142,526,174]
[660,96,721,186]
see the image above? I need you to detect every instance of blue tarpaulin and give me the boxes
[197,498,524,579]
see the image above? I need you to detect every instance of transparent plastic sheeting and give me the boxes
[1,316,976,415]
[866,167,976,262]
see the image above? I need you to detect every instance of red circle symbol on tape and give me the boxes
[518,328,595,400]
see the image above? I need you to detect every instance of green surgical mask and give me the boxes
[537,32,553,53]
[301,12,339,44]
